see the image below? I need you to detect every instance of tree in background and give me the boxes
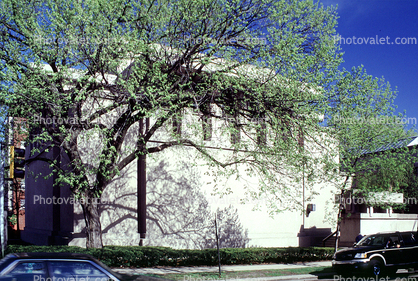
[205,206,250,249]
[326,66,418,249]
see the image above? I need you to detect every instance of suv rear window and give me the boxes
[401,232,418,246]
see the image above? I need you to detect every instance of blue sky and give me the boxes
[321,0,418,133]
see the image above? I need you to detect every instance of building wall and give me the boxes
[360,213,418,235]
[66,145,338,248]
[339,212,418,247]
[22,105,340,248]
[22,144,74,245]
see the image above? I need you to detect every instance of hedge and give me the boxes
[5,245,334,268]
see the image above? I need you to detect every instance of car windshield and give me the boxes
[0,254,16,272]
[356,235,387,247]
[88,257,122,280]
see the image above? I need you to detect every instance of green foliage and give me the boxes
[5,245,334,267]
[0,0,342,209]
[324,65,418,249]
[327,66,417,192]
[7,214,17,226]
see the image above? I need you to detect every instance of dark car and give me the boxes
[0,252,122,281]
[332,231,418,276]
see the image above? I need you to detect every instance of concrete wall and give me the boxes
[22,144,73,245]
[339,212,418,247]
[360,213,418,235]
[66,145,338,248]
[339,213,361,247]
[23,106,340,248]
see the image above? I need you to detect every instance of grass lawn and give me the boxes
[156,266,334,280]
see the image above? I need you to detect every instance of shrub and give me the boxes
[5,245,334,268]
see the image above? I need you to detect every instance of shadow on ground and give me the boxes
[118,273,173,281]
[309,267,336,279]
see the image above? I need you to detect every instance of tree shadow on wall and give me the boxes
[204,206,250,249]
[145,159,249,249]
[74,155,250,248]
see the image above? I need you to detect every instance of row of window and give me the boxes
[170,114,304,146]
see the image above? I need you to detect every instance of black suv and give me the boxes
[332,231,418,276]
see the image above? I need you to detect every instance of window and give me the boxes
[10,262,46,275]
[49,261,109,279]
[227,115,240,144]
[230,124,240,144]
[172,116,181,136]
[401,232,418,246]
[386,235,401,248]
[7,261,47,281]
[256,119,267,145]
[202,115,212,141]
[200,103,214,141]
[297,129,304,148]
[358,235,387,246]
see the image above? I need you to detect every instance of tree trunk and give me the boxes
[335,219,340,252]
[335,188,346,252]
[81,195,103,248]
[334,174,353,252]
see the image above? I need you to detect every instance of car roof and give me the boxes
[0,253,97,272]
[5,252,97,260]
[365,231,416,236]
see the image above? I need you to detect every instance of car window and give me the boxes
[87,257,121,280]
[49,261,110,280]
[0,255,15,272]
[386,235,401,248]
[5,262,47,281]
[401,232,418,246]
[357,235,387,246]
[9,262,46,275]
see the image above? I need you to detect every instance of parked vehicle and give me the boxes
[0,252,122,281]
[332,231,418,276]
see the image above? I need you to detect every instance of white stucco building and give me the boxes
[18,59,342,247]
[19,55,418,249]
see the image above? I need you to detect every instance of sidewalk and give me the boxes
[113,261,332,280]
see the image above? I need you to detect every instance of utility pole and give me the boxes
[138,118,149,246]
[215,213,221,278]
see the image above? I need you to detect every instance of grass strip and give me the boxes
[159,266,333,280]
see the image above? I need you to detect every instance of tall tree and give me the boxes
[1,0,410,249]
[326,66,418,249]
